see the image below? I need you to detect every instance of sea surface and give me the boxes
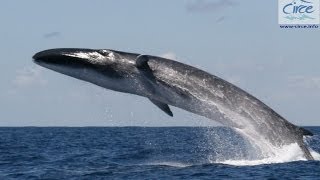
[0,127,319,179]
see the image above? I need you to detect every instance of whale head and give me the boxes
[33,48,139,89]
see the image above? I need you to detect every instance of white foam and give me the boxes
[143,144,320,168]
[215,143,320,166]
[145,161,191,168]
[311,150,320,160]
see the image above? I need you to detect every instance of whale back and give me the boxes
[140,55,313,159]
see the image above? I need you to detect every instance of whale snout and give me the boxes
[33,48,71,65]
[33,48,96,66]
[33,49,52,64]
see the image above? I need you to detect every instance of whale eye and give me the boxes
[98,50,116,61]
[98,49,111,56]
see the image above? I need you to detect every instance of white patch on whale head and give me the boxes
[62,51,115,64]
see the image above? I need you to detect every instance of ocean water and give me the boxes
[0,127,319,179]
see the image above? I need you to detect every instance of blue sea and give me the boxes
[0,127,319,179]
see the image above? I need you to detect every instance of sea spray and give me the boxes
[202,127,320,166]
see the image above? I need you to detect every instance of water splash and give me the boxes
[202,127,319,166]
[216,143,320,166]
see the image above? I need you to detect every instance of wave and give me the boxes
[144,161,192,168]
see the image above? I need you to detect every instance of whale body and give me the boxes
[33,48,314,160]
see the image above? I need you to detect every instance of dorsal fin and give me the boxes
[135,55,150,69]
[149,98,173,117]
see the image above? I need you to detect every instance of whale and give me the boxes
[33,48,314,160]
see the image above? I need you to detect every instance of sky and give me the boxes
[0,0,319,126]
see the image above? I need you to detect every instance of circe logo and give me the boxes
[279,0,319,25]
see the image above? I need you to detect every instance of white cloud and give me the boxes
[186,0,237,13]
[12,66,47,88]
[160,52,178,60]
[43,31,61,38]
[216,16,226,23]
[288,75,320,90]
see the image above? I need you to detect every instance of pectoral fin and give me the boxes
[137,56,172,117]
[149,98,173,117]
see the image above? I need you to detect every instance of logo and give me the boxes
[279,0,319,25]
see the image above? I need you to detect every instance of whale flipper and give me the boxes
[149,98,173,117]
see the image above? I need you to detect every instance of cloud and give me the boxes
[216,16,226,23]
[43,31,61,39]
[288,75,320,90]
[160,52,178,60]
[186,0,237,13]
[12,66,47,88]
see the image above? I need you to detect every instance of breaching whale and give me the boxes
[33,48,314,160]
